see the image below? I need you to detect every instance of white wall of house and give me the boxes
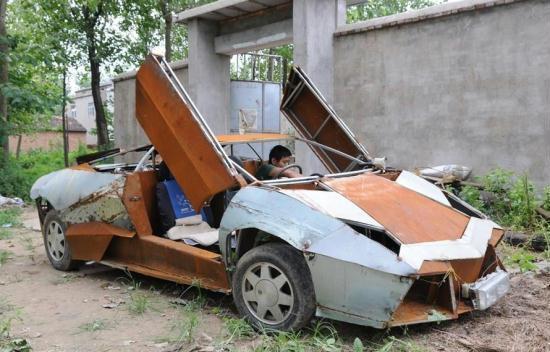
[69,82,114,146]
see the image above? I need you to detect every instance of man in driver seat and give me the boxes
[255,145,302,180]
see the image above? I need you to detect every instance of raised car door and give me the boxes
[281,67,371,173]
[136,54,243,211]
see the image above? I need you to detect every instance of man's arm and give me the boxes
[268,166,302,179]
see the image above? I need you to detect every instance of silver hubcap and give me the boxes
[46,221,65,262]
[242,262,294,325]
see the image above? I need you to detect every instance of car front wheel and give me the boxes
[232,242,316,331]
[42,211,79,271]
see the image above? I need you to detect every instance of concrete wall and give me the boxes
[333,0,550,188]
[113,61,189,148]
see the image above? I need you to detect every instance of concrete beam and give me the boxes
[188,19,231,134]
[292,0,346,175]
[214,19,292,55]
[174,0,251,23]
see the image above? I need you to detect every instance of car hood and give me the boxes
[280,171,500,271]
[30,168,123,210]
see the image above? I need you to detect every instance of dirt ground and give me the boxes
[1,207,549,352]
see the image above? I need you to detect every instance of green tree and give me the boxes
[347,0,440,22]
[0,0,8,161]
[126,0,214,63]
[34,0,135,150]
[0,1,64,162]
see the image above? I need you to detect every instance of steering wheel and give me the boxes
[274,164,303,179]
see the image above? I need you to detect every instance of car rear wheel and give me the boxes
[43,211,79,271]
[232,242,316,331]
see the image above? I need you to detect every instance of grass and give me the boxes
[223,317,255,343]
[0,297,31,352]
[0,250,12,266]
[501,245,538,272]
[128,290,152,315]
[370,336,427,352]
[0,208,22,228]
[78,319,110,333]
[156,309,200,346]
[0,229,13,240]
[0,144,92,201]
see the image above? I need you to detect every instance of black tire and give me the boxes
[232,242,316,331]
[42,211,79,271]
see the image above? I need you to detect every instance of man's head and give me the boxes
[268,145,292,167]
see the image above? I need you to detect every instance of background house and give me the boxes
[68,81,114,147]
[8,116,87,154]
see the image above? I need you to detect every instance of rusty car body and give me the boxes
[31,54,510,330]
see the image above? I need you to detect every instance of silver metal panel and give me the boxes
[60,178,131,229]
[30,169,123,210]
[308,254,413,328]
[230,81,281,159]
[230,81,263,133]
[263,82,281,133]
[219,186,416,276]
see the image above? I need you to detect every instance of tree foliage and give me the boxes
[347,0,440,22]
[1,1,63,145]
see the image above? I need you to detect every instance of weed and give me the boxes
[78,319,110,333]
[223,317,255,343]
[0,208,21,227]
[128,291,151,315]
[507,249,537,272]
[176,280,206,312]
[0,229,13,240]
[458,169,548,234]
[0,250,12,266]
[0,145,92,200]
[543,186,550,211]
[158,310,200,345]
[309,321,340,351]
[372,336,426,352]
[353,337,364,352]
[459,185,484,210]
[0,297,31,352]
[251,322,343,352]
[210,306,225,316]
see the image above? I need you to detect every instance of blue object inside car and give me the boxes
[163,180,207,221]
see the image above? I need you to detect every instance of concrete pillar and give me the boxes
[187,19,231,134]
[292,0,346,174]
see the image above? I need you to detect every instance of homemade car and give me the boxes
[31,54,509,331]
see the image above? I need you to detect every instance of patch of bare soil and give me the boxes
[1,208,549,351]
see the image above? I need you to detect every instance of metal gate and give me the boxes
[229,80,282,160]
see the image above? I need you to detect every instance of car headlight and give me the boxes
[462,269,510,310]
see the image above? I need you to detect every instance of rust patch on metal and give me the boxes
[65,223,122,261]
[417,261,452,275]
[67,222,135,238]
[136,55,238,211]
[281,67,370,173]
[390,299,455,327]
[103,235,230,292]
[450,257,485,285]
[69,163,95,172]
[123,172,154,236]
[489,228,504,247]
[323,173,470,244]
